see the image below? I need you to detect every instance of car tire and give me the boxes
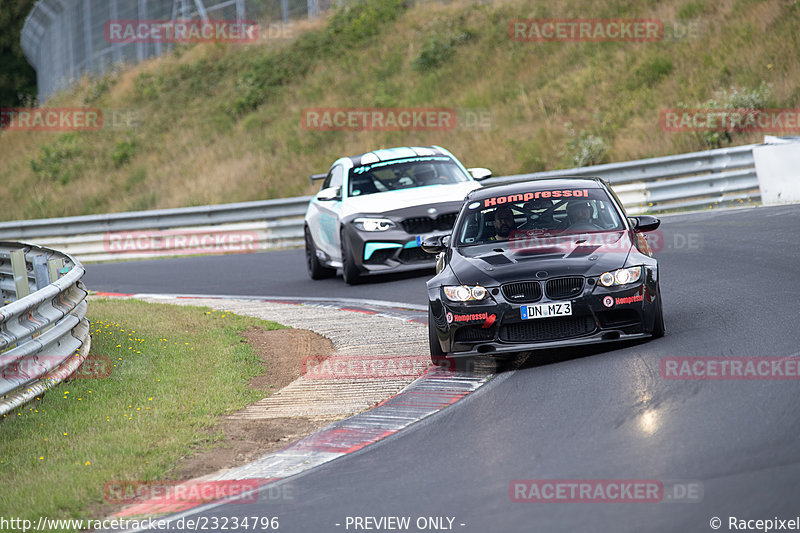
[651,286,665,338]
[305,227,335,280]
[340,231,362,285]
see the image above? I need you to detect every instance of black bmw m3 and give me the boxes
[422,177,665,361]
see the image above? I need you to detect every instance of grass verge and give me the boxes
[0,298,285,529]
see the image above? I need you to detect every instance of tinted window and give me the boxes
[455,187,624,246]
[348,156,470,197]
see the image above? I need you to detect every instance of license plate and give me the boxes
[521,302,572,320]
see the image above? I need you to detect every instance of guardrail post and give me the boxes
[48,257,64,283]
[10,249,30,299]
[33,255,50,290]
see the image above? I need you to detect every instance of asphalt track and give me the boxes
[87,204,800,532]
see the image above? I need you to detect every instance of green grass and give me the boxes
[0,299,285,530]
[0,0,797,220]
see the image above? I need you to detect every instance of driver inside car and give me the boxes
[490,205,516,241]
[566,200,601,231]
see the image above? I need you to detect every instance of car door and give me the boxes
[309,164,345,261]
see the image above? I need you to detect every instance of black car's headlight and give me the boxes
[443,285,488,302]
[598,266,643,287]
[353,217,396,232]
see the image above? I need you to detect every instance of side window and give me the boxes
[321,165,343,190]
[329,166,344,190]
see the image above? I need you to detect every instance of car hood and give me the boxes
[341,182,480,218]
[450,231,634,285]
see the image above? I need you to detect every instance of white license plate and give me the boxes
[521,302,573,320]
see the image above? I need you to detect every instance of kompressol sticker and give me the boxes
[484,189,589,207]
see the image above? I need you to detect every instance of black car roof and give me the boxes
[467,177,606,201]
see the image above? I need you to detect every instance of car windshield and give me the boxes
[348,156,470,197]
[454,187,625,247]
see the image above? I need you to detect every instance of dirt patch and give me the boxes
[172,327,335,479]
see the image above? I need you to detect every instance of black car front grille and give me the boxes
[501,281,542,303]
[400,213,458,234]
[454,326,495,343]
[545,277,584,300]
[500,316,596,342]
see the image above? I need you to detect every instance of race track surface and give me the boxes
[87,205,800,532]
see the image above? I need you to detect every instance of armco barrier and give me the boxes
[0,144,760,262]
[0,242,90,416]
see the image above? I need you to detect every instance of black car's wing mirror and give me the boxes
[629,215,660,232]
[421,234,450,254]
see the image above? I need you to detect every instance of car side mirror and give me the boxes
[316,186,341,201]
[629,215,660,232]
[468,168,492,181]
[421,234,450,254]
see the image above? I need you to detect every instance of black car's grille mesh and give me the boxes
[454,326,495,343]
[501,282,542,303]
[545,277,584,300]
[500,316,596,342]
[400,213,458,234]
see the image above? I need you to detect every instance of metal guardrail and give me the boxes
[484,143,760,214]
[0,242,90,416]
[0,144,760,262]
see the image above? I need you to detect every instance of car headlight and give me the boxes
[353,218,396,232]
[443,285,488,302]
[598,266,643,287]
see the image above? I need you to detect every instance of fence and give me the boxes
[21,0,334,103]
[0,242,90,417]
[0,143,760,262]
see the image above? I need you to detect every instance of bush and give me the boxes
[30,134,83,185]
[564,124,608,167]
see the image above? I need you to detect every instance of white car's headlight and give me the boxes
[353,218,396,232]
[598,266,643,287]
[444,285,488,302]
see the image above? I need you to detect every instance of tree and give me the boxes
[0,0,38,108]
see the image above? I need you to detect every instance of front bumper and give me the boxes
[430,275,660,357]
[342,226,441,274]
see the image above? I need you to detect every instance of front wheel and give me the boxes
[305,227,335,280]
[340,232,362,285]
